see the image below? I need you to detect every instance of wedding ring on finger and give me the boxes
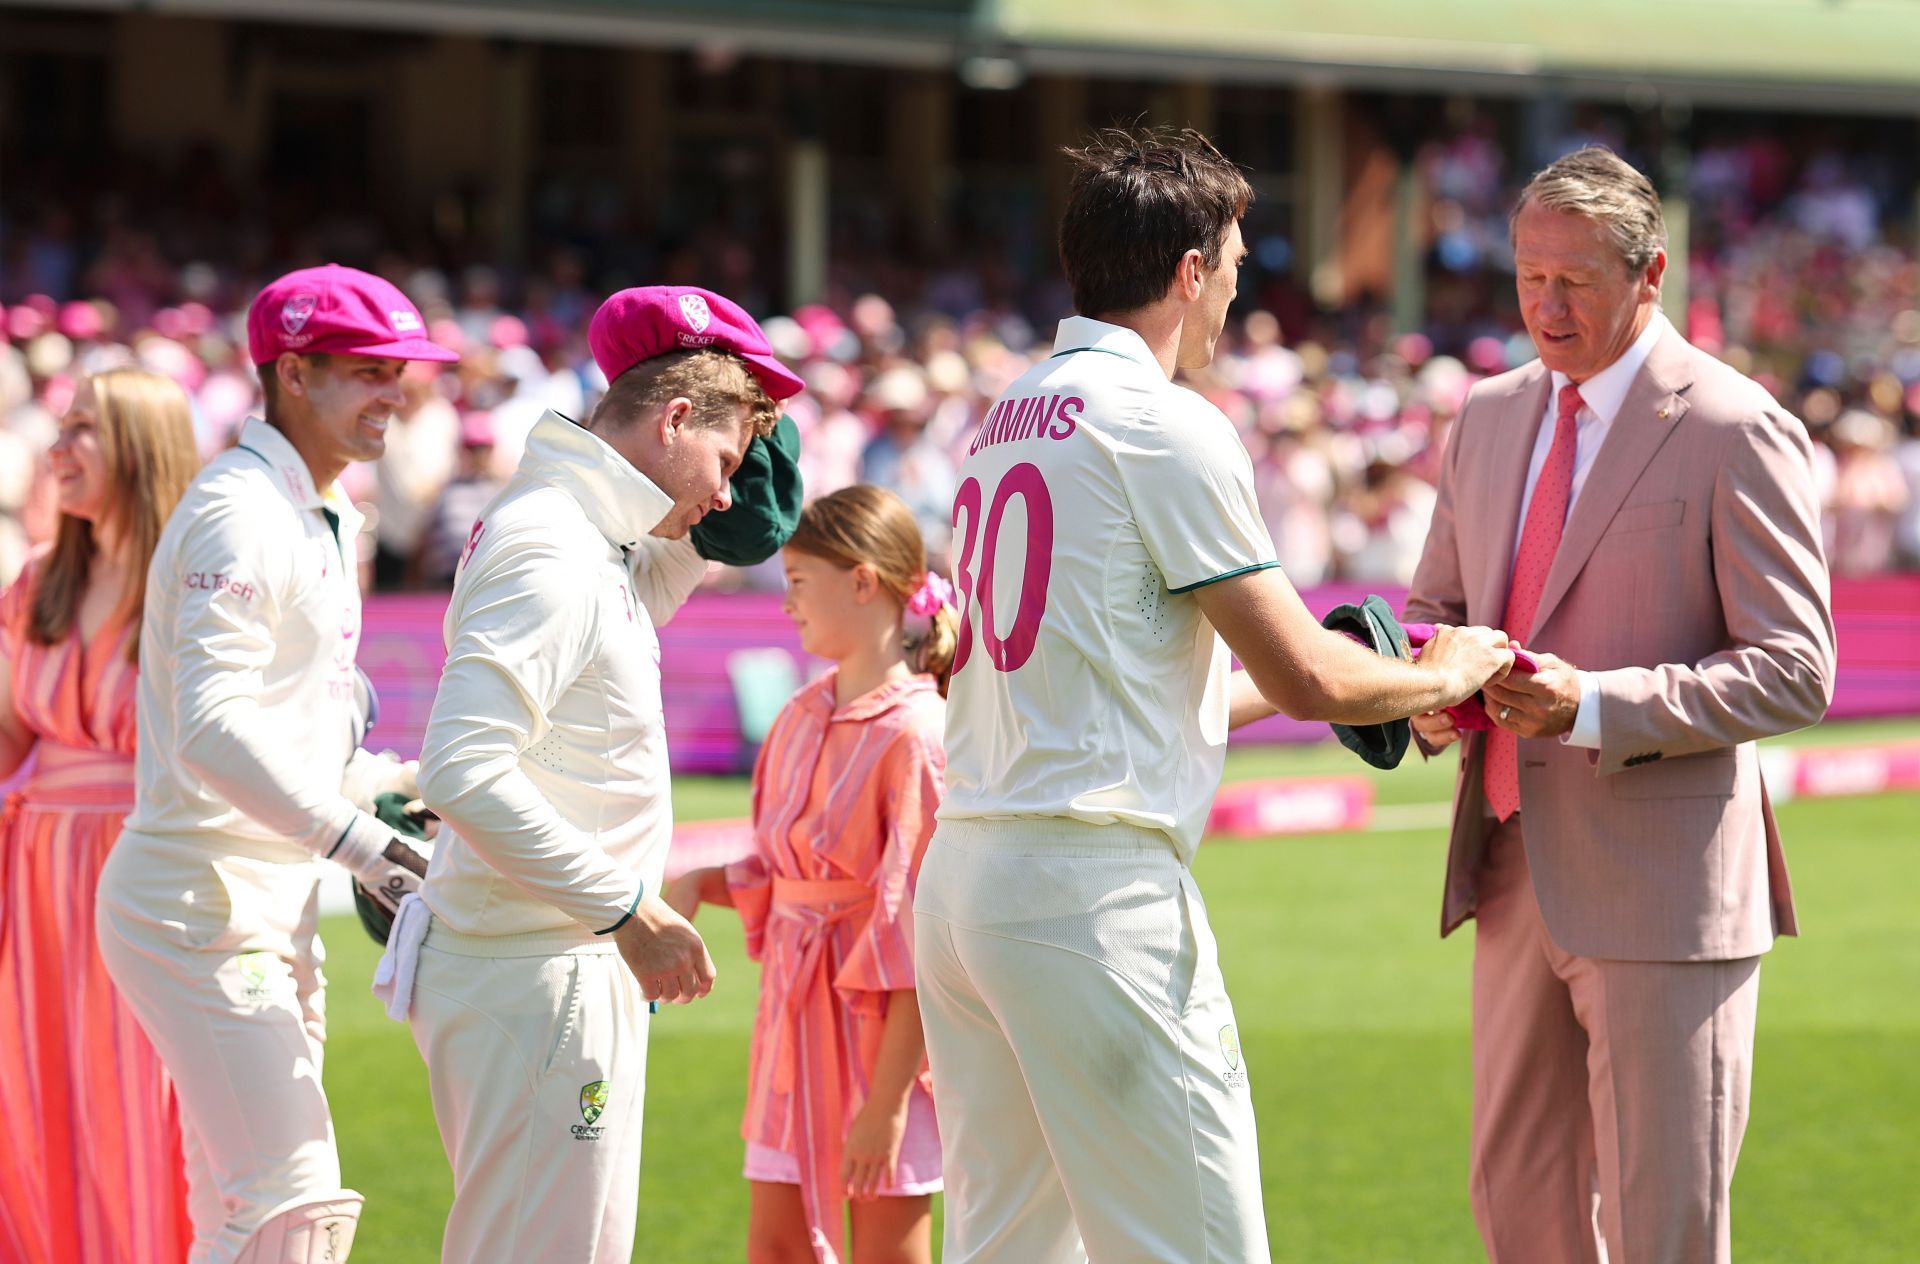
[1500,707,1512,722]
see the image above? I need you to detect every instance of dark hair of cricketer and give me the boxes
[257,351,332,417]
[1057,126,1254,319]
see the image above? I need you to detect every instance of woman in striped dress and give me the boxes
[669,485,955,1264]
[0,368,200,1263]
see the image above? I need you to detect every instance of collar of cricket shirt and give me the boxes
[231,415,367,546]
[1049,315,1159,370]
[234,415,327,510]
[521,409,676,550]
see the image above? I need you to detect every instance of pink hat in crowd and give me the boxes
[246,264,459,367]
[589,285,804,401]
[458,410,498,448]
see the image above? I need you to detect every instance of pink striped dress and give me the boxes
[0,565,192,1263]
[727,670,946,1264]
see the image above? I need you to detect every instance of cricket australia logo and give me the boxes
[236,951,274,1003]
[573,1080,610,1141]
[1219,1024,1248,1090]
[677,293,712,333]
[281,293,318,335]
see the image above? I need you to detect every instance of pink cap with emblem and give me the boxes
[588,285,804,401]
[247,264,459,366]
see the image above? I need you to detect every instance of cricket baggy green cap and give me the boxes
[689,412,804,566]
[1321,594,1414,770]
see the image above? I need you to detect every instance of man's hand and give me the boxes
[354,836,430,921]
[1411,709,1462,752]
[1484,649,1582,739]
[843,1095,910,1200]
[342,749,419,813]
[613,896,717,1005]
[1418,623,1515,709]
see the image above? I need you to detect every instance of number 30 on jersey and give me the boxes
[950,462,1055,675]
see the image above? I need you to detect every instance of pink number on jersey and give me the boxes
[950,463,1055,675]
[950,478,983,675]
[976,463,1054,672]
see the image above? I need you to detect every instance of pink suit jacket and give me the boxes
[1406,328,1836,962]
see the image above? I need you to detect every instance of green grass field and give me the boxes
[326,719,1920,1261]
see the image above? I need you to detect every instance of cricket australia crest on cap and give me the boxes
[389,309,423,333]
[677,292,712,333]
[281,293,318,341]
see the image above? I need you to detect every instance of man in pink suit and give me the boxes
[1406,146,1835,1264]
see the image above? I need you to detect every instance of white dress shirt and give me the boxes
[1513,311,1669,748]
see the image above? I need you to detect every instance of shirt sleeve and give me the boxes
[0,562,31,660]
[1114,397,1278,593]
[726,735,777,961]
[724,852,773,961]
[416,525,644,932]
[833,713,946,1008]
[625,534,710,627]
[165,495,376,855]
[0,565,34,756]
[1560,670,1603,748]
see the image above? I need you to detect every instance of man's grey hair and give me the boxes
[1510,146,1667,274]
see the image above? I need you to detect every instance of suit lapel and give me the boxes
[1475,364,1551,624]
[1529,330,1695,637]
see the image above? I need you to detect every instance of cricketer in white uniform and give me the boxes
[96,265,457,1264]
[915,128,1512,1264]
[388,286,804,1264]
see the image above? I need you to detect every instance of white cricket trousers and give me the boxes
[407,921,650,1264]
[95,832,344,1264]
[913,819,1270,1263]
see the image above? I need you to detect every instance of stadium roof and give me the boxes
[42,0,1920,108]
[995,0,1920,108]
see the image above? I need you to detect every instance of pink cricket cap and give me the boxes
[588,285,804,402]
[247,264,459,367]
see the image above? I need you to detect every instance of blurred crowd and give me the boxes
[5,133,1920,592]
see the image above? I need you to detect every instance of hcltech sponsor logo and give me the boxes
[573,1080,610,1141]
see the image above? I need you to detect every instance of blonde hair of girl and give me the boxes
[784,484,959,694]
[30,368,199,663]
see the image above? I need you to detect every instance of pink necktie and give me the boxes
[1484,383,1583,820]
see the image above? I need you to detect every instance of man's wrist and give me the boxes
[1423,659,1473,713]
[326,809,395,878]
[595,887,646,936]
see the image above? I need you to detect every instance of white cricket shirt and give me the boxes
[416,410,708,938]
[124,417,373,862]
[935,317,1278,862]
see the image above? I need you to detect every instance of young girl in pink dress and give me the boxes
[670,485,955,1264]
[0,369,200,1263]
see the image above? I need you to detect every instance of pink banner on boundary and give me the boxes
[358,575,1920,775]
[1208,776,1374,837]
[1788,740,1920,800]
